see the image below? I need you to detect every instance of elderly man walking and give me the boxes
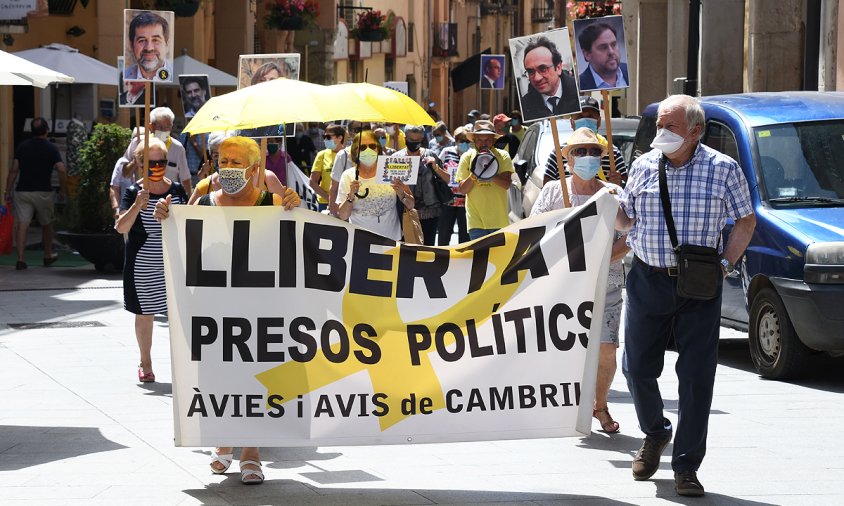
[616,95,756,497]
[456,120,514,240]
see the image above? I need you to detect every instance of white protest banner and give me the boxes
[377,155,420,185]
[162,191,617,447]
[285,160,319,211]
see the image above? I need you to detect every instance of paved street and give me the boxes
[1,262,843,505]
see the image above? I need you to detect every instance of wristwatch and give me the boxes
[720,258,738,277]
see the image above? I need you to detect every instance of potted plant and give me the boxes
[58,123,131,272]
[350,9,392,42]
[265,0,320,31]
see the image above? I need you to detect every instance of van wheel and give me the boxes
[748,288,810,380]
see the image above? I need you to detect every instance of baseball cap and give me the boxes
[492,113,511,124]
[579,96,601,113]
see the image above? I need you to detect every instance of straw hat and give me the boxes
[466,120,499,140]
[561,127,607,157]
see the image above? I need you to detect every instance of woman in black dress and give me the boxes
[116,137,188,383]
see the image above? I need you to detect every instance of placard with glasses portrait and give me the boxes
[508,28,582,123]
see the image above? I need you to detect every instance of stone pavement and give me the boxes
[1,261,843,505]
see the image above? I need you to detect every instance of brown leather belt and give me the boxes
[633,255,678,277]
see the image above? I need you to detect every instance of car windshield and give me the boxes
[755,121,844,206]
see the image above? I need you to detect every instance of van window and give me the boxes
[754,121,844,203]
[703,121,740,161]
[631,115,656,162]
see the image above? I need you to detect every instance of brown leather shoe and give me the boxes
[15,261,27,270]
[675,470,705,496]
[632,433,671,480]
[43,253,59,267]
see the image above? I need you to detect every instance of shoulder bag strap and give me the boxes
[657,155,679,251]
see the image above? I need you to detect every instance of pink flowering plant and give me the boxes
[566,0,622,19]
[350,9,392,40]
[265,0,320,29]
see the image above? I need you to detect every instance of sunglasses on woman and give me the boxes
[569,147,603,157]
[147,159,168,168]
[360,143,379,151]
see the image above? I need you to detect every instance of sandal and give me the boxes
[593,407,620,433]
[209,451,233,474]
[239,460,264,485]
[137,366,155,383]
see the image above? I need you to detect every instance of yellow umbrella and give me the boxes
[182,78,380,135]
[329,82,436,126]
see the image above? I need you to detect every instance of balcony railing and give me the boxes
[531,0,554,23]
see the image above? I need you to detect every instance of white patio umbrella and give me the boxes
[13,43,118,85]
[0,49,74,88]
[170,54,238,87]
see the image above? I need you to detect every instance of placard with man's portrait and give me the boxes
[573,16,629,92]
[508,28,581,123]
[117,56,156,108]
[479,55,505,90]
[123,9,175,83]
[237,53,301,138]
[179,74,210,118]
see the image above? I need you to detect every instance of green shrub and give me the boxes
[70,123,131,233]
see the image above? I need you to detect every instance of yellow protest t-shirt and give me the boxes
[456,148,513,231]
[311,148,337,204]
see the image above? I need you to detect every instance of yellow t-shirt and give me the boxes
[456,148,514,230]
[511,127,526,142]
[386,129,406,151]
[311,148,337,204]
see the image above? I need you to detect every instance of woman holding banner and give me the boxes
[116,137,189,384]
[336,129,415,241]
[530,127,629,434]
[154,136,300,485]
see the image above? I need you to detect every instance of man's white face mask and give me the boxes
[650,128,686,155]
[153,130,170,143]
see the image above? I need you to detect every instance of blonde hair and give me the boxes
[219,136,261,166]
[350,129,381,164]
[134,137,169,160]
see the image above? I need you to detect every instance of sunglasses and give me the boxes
[148,159,167,168]
[323,135,333,140]
[360,143,379,151]
[570,147,603,157]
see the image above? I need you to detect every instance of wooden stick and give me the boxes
[142,81,150,196]
[601,90,616,175]
[257,137,267,190]
[134,111,142,181]
[549,117,570,208]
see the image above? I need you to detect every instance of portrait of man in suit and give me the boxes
[574,16,630,91]
[509,30,580,123]
[480,55,505,90]
[117,56,156,108]
[122,9,174,83]
[179,74,210,118]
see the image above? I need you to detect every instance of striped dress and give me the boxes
[122,182,188,315]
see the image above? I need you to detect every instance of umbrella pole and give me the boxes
[257,137,267,190]
[549,116,570,208]
[142,82,150,199]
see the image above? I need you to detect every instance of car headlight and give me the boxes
[804,242,844,284]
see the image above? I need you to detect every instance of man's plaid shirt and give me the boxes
[618,143,754,268]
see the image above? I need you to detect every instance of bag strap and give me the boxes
[657,155,679,251]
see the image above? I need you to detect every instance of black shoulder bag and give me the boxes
[658,156,722,300]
